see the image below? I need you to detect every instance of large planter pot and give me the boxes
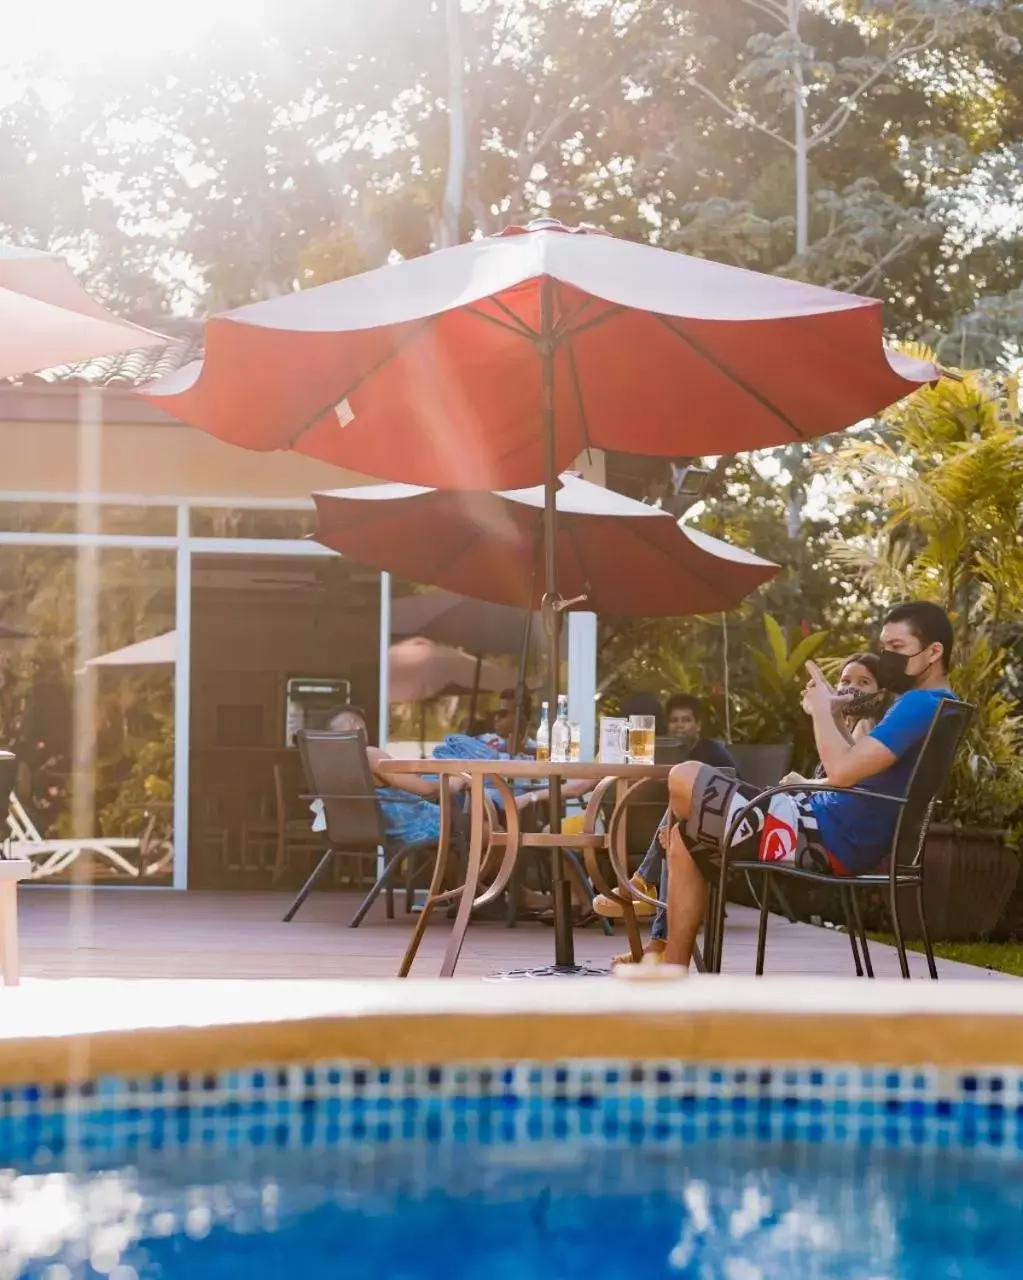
[895,824,1019,942]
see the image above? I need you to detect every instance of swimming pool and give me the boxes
[3,1059,1022,1278]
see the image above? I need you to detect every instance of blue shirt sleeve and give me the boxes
[869,691,940,759]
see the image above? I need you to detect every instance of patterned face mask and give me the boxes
[837,688,888,719]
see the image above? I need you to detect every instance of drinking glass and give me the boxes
[569,723,582,762]
[628,715,656,765]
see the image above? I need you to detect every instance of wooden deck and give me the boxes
[13,886,1012,981]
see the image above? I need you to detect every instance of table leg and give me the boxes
[0,882,20,987]
[399,774,457,978]
[440,771,486,978]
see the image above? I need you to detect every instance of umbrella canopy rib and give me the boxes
[655,315,803,442]
[284,315,438,449]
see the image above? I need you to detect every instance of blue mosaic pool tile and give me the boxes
[4,1061,1023,1167]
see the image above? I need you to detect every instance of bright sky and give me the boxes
[5,0,263,69]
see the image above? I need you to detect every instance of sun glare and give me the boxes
[7,0,265,67]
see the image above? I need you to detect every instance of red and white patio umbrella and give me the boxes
[0,243,163,379]
[313,473,779,617]
[141,220,936,491]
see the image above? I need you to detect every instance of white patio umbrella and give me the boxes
[389,636,517,755]
[84,630,176,670]
[0,243,163,379]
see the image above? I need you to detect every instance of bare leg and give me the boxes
[663,826,708,968]
[662,761,707,969]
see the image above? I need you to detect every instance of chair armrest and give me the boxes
[722,781,907,857]
[301,792,380,804]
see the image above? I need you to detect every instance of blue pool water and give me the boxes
[5,1141,1023,1278]
[4,1061,1023,1277]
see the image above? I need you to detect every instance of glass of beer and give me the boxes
[628,715,656,765]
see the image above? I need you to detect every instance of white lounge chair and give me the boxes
[6,793,147,879]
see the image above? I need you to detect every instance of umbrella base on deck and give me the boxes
[483,963,608,980]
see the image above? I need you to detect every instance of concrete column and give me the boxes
[567,611,598,761]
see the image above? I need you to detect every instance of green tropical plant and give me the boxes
[731,614,831,768]
[828,354,1023,835]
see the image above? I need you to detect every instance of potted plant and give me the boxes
[830,356,1023,939]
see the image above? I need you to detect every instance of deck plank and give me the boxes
[11,887,1012,982]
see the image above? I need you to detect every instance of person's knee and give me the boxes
[668,761,701,818]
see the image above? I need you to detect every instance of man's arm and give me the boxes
[367,746,465,799]
[809,707,897,788]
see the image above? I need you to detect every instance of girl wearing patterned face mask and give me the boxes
[833,652,892,739]
[784,653,892,786]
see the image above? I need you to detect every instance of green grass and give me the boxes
[869,932,1023,976]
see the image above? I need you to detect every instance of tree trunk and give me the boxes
[784,0,807,601]
[440,0,466,249]
[790,0,808,257]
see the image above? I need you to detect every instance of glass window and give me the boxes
[0,502,176,536]
[189,507,317,540]
[0,545,176,884]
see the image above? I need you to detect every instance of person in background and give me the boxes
[309,706,469,852]
[665,694,737,770]
[311,705,561,914]
[660,601,957,971]
[480,688,534,755]
[594,693,738,964]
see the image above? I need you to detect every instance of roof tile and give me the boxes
[20,318,205,388]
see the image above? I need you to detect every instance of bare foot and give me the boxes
[611,938,667,968]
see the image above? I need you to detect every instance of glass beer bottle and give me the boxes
[535,701,551,762]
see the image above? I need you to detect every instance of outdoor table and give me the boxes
[383,758,671,978]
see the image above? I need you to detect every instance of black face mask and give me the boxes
[877,648,930,695]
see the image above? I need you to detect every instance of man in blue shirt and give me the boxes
[659,602,955,970]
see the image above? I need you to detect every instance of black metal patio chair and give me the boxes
[704,697,972,979]
[284,729,457,927]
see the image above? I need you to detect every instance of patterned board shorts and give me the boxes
[682,765,843,878]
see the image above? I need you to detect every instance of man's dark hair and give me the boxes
[883,601,954,671]
[666,693,702,722]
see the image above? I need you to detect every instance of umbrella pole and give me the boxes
[540,278,575,971]
[468,654,482,731]
[510,606,534,757]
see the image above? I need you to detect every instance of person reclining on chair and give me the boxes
[660,601,956,970]
[317,706,569,913]
[310,706,470,852]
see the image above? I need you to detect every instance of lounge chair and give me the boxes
[6,793,148,879]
